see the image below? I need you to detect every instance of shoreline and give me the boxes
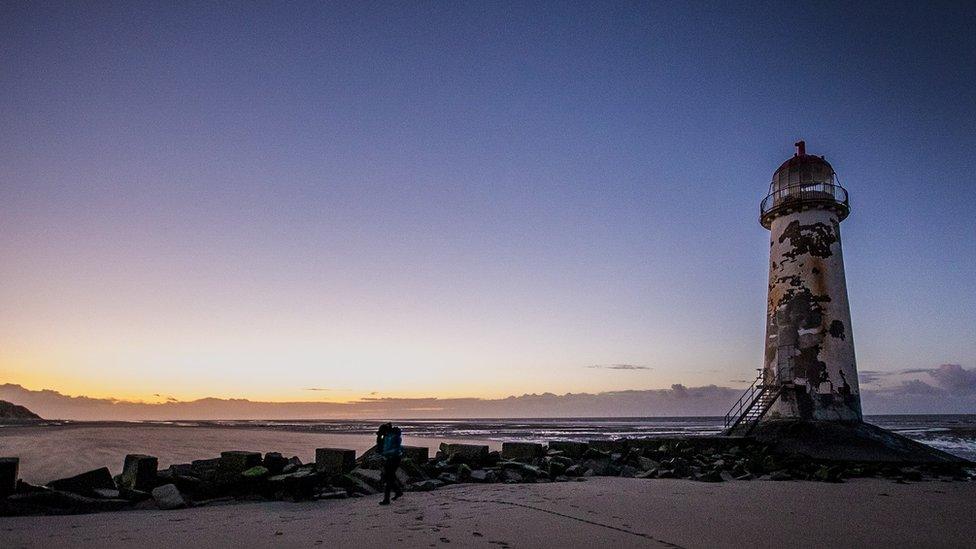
[0,424,500,483]
[2,477,975,548]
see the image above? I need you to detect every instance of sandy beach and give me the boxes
[1,477,973,548]
[0,424,499,484]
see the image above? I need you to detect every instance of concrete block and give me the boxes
[439,443,489,463]
[118,454,158,491]
[402,446,429,463]
[0,457,18,497]
[316,448,356,475]
[219,451,262,474]
[548,441,589,458]
[47,467,115,496]
[502,442,544,460]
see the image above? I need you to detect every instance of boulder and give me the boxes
[438,472,458,484]
[267,467,320,499]
[316,448,356,476]
[502,442,544,461]
[402,446,429,463]
[349,467,383,488]
[3,489,129,515]
[219,451,262,475]
[618,465,638,478]
[0,457,18,497]
[263,452,289,475]
[241,466,270,479]
[151,484,186,510]
[47,467,116,496]
[407,479,442,492]
[117,454,158,491]
[315,489,348,500]
[93,488,121,499]
[564,464,588,477]
[344,475,378,495]
[190,458,221,480]
[469,469,495,483]
[548,441,589,458]
[439,443,489,464]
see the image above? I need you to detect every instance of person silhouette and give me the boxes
[376,422,404,505]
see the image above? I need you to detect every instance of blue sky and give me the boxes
[0,1,973,409]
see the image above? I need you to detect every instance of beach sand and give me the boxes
[0,424,499,483]
[1,477,974,548]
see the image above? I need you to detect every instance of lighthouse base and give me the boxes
[748,420,969,464]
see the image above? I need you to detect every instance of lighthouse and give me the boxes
[759,141,861,422]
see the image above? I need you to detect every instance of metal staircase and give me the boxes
[724,370,783,436]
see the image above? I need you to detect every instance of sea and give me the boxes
[138,414,976,462]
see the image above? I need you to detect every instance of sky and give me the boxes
[1,1,974,417]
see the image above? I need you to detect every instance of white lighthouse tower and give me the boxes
[726,141,861,434]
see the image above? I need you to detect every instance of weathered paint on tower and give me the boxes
[760,141,861,421]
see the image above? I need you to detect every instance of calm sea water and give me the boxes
[141,414,976,462]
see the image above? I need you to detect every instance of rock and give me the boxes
[47,467,116,496]
[637,457,660,471]
[118,454,158,491]
[734,473,754,481]
[349,467,383,488]
[151,484,186,510]
[402,446,429,463]
[189,458,220,480]
[581,457,612,476]
[564,464,588,477]
[635,469,657,479]
[315,489,348,500]
[0,457,18,497]
[219,451,262,475]
[241,466,269,479]
[439,443,489,464]
[501,442,544,461]
[769,470,792,481]
[407,479,442,492]
[899,467,923,482]
[263,452,289,475]
[438,472,458,484]
[502,470,523,483]
[720,471,736,482]
[618,465,638,478]
[469,469,495,483]
[548,441,588,458]
[93,488,121,499]
[3,489,129,515]
[697,470,724,482]
[316,448,356,476]
[343,475,377,495]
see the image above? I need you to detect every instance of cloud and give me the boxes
[3,364,973,421]
[305,388,331,392]
[927,364,976,395]
[586,364,651,371]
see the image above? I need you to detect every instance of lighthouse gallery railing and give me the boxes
[760,181,848,219]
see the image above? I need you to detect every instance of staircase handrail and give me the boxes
[724,370,766,428]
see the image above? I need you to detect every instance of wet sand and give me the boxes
[0,423,498,483]
[1,477,974,548]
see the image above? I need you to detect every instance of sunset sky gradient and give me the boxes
[1,2,974,412]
